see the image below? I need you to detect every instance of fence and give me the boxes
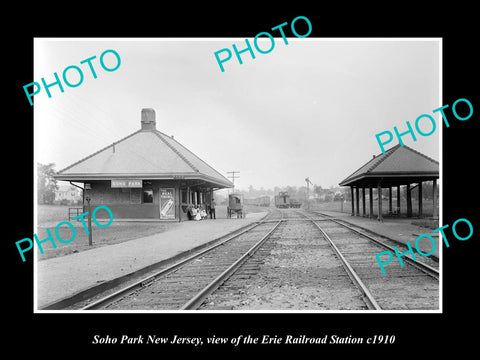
[68,207,84,221]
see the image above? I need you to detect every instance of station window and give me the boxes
[129,188,141,204]
[143,189,153,203]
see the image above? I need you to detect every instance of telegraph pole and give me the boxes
[227,171,240,193]
[305,177,313,210]
[84,183,93,246]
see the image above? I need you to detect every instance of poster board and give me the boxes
[159,188,175,219]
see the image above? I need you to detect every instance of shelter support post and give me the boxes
[432,179,438,219]
[418,181,423,218]
[362,187,366,216]
[355,187,360,216]
[176,181,181,222]
[388,187,392,215]
[350,186,354,216]
[397,185,401,215]
[369,187,373,219]
[407,184,412,217]
[377,183,383,222]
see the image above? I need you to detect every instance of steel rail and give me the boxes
[314,211,439,279]
[296,212,382,310]
[260,218,332,223]
[81,219,271,310]
[180,220,283,310]
[313,221,382,310]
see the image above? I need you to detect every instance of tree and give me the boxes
[37,163,58,204]
[314,185,322,197]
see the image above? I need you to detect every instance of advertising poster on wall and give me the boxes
[160,188,175,219]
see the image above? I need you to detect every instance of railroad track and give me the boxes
[306,210,439,310]
[79,208,439,311]
[312,210,439,268]
[199,209,439,311]
[80,210,284,310]
[200,211,371,310]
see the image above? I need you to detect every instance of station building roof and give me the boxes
[54,108,233,189]
[339,144,439,188]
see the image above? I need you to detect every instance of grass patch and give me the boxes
[35,204,267,261]
[410,219,439,230]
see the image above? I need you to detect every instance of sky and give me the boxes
[34,38,441,191]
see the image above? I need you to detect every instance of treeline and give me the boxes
[236,184,341,202]
[236,181,438,202]
[38,163,58,204]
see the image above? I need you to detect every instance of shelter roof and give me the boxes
[54,109,233,189]
[339,144,439,187]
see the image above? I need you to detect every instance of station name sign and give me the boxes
[111,179,143,188]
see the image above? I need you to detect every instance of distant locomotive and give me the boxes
[275,191,302,209]
[274,191,290,208]
[274,191,301,208]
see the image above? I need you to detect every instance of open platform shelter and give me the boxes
[54,108,233,221]
[339,144,439,221]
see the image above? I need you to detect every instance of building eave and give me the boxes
[54,172,233,188]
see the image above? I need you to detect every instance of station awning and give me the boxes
[339,144,439,188]
[54,108,233,190]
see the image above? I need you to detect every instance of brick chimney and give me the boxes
[141,108,156,131]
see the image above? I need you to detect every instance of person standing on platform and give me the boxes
[210,199,216,219]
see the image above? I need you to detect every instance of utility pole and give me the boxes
[227,171,240,193]
[84,183,93,246]
[305,177,313,210]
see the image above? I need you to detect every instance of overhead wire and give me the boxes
[37,95,181,174]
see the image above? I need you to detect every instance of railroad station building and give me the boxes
[339,144,439,221]
[54,108,233,221]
